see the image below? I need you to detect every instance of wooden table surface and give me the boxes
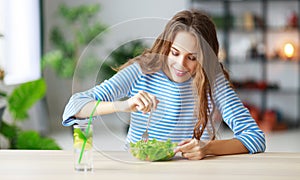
[0,150,299,180]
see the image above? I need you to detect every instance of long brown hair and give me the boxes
[118,10,230,140]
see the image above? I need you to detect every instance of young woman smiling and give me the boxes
[62,10,265,160]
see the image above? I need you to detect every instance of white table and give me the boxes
[0,150,299,180]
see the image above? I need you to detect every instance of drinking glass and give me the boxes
[73,124,93,172]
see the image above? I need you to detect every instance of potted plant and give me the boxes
[42,3,107,79]
[0,79,61,149]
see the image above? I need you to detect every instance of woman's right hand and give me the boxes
[124,90,159,114]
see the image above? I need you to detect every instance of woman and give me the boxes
[63,10,265,160]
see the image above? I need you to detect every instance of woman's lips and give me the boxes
[173,67,187,77]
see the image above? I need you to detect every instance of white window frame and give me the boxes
[3,0,41,85]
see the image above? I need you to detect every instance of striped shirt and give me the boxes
[62,62,266,154]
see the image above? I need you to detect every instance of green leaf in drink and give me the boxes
[73,128,92,150]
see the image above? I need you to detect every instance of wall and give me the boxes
[43,0,188,131]
[0,0,4,70]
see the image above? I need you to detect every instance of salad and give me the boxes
[129,139,178,161]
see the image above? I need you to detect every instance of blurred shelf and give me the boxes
[266,26,299,32]
[229,59,300,64]
[191,0,300,124]
[236,88,299,94]
[267,59,300,63]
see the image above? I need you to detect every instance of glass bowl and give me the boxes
[128,139,178,161]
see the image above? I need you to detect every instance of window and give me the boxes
[2,0,41,85]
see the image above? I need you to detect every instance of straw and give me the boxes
[78,99,101,164]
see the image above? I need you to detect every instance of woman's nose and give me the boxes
[178,56,187,67]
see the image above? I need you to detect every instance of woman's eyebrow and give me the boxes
[171,45,197,55]
[170,46,179,51]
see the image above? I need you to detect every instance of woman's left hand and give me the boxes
[174,139,208,160]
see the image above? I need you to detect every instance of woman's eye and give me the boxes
[171,50,179,56]
[188,56,196,61]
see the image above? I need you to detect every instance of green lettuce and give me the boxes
[130,139,178,161]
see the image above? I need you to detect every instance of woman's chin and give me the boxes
[171,75,190,83]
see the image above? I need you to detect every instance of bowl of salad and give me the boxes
[129,139,178,161]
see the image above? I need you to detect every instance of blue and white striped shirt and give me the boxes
[62,62,266,154]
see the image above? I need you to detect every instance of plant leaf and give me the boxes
[0,121,19,140]
[16,130,61,150]
[42,50,63,70]
[8,79,47,121]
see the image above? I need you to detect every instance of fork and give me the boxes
[141,110,153,142]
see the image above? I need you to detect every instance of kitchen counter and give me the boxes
[0,150,299,179]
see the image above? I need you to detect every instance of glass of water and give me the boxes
[73,124,93,172]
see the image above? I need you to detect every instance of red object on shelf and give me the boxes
[288,11,298,28]
[260,109,287,132]
[244,103,261,124]
[244,103,287,132]
[256,81,267,90]
[260,110,277,132]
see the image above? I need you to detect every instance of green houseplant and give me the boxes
[42,3,107,79]
[0,79,61,149]
[42,3,147,81]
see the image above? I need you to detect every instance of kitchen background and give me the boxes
[0,0,299,152]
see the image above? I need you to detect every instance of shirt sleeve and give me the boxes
[214,73,266,154]
[62,62,143,126]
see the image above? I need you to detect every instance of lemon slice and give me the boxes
[73,129,93,150]
[73,138,92,150]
